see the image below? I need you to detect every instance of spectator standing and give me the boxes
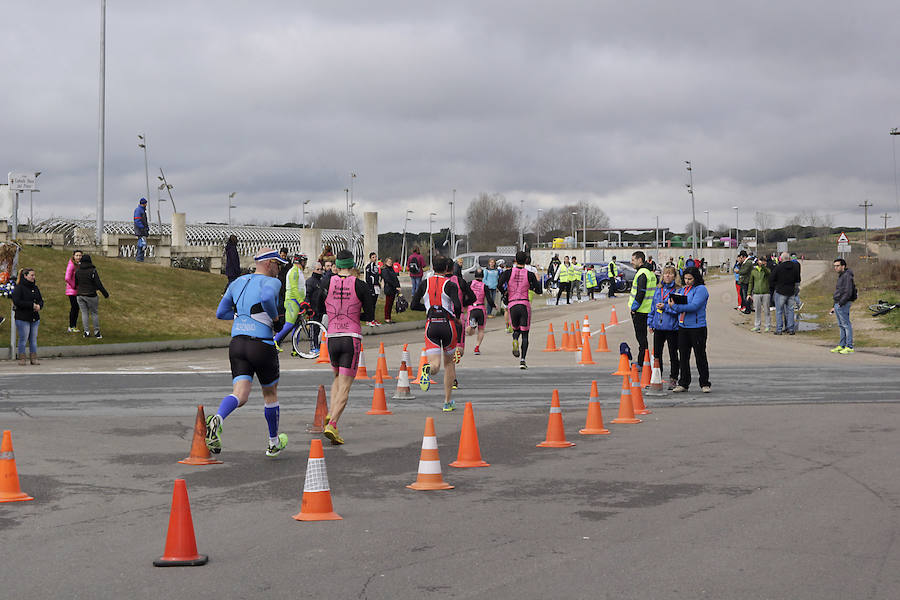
[584,264,598,300]
[747,257,771,332]
[649,265,680,389]
[667,266,711,393]
[133,198,149,262]
[275,247,291,334]
[646,255,658,275]
[483,258,500,316]
[829,258,855,354]
[305,261,326,345]
[364,252,382,326]
[607,255,619,297]
[546,254,561,285]
[555,256,574,305]
[407,246,425,297]
[64,249,83,332]
[318,245,336,265]
[224,235,241,291]
[770,251,800,335]
[74,254,109,339]
[629,251,658,369]
[738,251,754,313]
[381,257,401,324]
[11,267,44,365]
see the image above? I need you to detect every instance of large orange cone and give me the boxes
[580,381,611,435]
[392,361,416,400]
[641,349,652,387]
[153,479,208,566]
[537,390,576,448]
[612,352,631,376]
[577,327,596,365]
[595,323,610,352]
[407,417,454,490]
[179,406,223,466]
[647,357,666,396]
[567,322,579,352]
[306,385,328,433]
[609,305,619,326]
[293,439,342,520]
[573,321,583,350]
[315,333,330,364]
[450,402,490,468]
[413,346,428,383]
[355,343,370,380]
[611,376,641,424]
[542,323,559,352]
[0,430,34,503]
[560,322,571,352]
[367,371,393,415]
[375,342,392,379]
[630,369,651,415]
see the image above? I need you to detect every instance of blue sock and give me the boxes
[264,402,280,439]
[216,394,240,420]
[274,323,294,344]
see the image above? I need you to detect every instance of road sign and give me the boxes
[837,232,849,244]
[838,242,851,253]
[7,172,38,191]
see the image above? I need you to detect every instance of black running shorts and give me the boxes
[509,303,532,332]
[229,335,280,387]
[328,335,362,377]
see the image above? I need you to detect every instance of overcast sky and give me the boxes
[3,1,899,236]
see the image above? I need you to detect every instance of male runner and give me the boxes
[411,256,463,411]
[444,257,475,388]
[207,248,289,457]
[466,268,488,355]
[498,251,543,369]
[273,253,307,350]
[315,249,375,444]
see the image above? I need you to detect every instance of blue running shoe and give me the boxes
[442,401,456,412]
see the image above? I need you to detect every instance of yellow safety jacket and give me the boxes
[629,267,658,314]
[557,263,576,283]
[585,269,598,288]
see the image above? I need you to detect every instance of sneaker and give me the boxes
[323,423,344,445]
[273,340,283,353]
[473,346,480,355]
[452,379,459,390]
[83,332,91,339]
[205,414,223,454]
[672,386,688,393]
[830,346,845,353]
[442,401,456,412]
[701,386,711,393]
[750,326,760,332]
[452,347,462,364]
[668,378,677,391]
[95,331,103,339]
[773,331,782,336]
[266,432,289,456]
[506,325,513,334]
[0,316,4,327]
[839,347,855,354]
[789,330,796,336]
[512,338,520,358]
[764,327,770,333]
[419,363,432,391]
[519,360,527,370]
[67,326,79,333]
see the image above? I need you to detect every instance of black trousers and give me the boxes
[677,327,710,389]
[652,328,679,381]
[632,311,649,366]
[555,282,571,305]
[68,295,79,328]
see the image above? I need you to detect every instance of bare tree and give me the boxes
[715,223,732,237]
[539,200,610,235]
[465,193,521,250]
[754,211,773,245]
[683,220,705,240]
[310,208,358,230]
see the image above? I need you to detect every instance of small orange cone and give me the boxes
[306,385,328,433]
[355,343,370,380]
[413,346,428,383]
[0,430,34,503]
[580,381,611,435]
[612,352,631,376]
[367,371,393,415]
[542,323,559,352]
[611,376,641,424]
[407,417,454,490]
[641,349,652,387]
[567,322,579,352]
[375,342,392,379]
[153,479,208,566]
[595,323,610,352]
[537,390,576,448]
[392,360,416,400]
[577,327,595,365]
[293,439,342,521]
[315,333,330,364]
[449,402,490,468]
[647,358,666,396]
[560,322,571,352]
[630,368,651,415]
[179,406,223,466]
[402,344,415,379]
[609,305,619,326]
[574,321,583,350]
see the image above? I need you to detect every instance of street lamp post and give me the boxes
[157,168,177,213]
[570,212,576,248]
[519,198,525,250]
[733,206,740,249]
[703,209,710,245]
[537,208,543,247]
[450,189,456,259]
[344,188,350,246]
[228,192,237,226]
[137,134,151,228]
[302,199,311,228]
[401,209,413,270]
[685,161,697,258]
[891,128,900,213]
[582,210,587,262]
[96,0,107,245]
[429,212,436,268]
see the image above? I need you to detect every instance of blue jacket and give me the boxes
[648,281,679,331]
[217,273,281,343]
[664,284,709,328]
[133,205,149,236]
[483,267,500,290]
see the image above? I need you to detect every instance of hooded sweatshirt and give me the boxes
[74,256,110,298]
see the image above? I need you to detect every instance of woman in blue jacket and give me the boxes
[665,266,711,393]
[649,266,680,389]
[483,258,500,316]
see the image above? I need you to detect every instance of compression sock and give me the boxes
[512,331,520,341]
[216,394,240,420]
[274,322,294,344]
[264,402,280,445]
[521,332,530,360]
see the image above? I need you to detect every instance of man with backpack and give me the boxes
[407,246,425,297]
[829,258,856,354]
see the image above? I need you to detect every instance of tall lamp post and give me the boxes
[450,189,456,259]
[519,198,525,250]
[891,128,899,213]
[685,161,697,258]
[137,134,151,228]
[536,208,543,247]
[429,212,436,268]
[157,169,177,213]
[570,212,577,250]
[228,192,237,226]
[301,199,311,227]
[401,209,413,270]
[733,206,740,249]
[703,209,710,245]
[96,0,107,245]
[344,188,351,247]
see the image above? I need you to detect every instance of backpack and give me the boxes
[394,294,409,314]
[408,259,420,274]
[850,282,858,302]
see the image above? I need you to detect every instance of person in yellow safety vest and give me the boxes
[555,256,575,305]
[571,257,583,301]
[585,264,598,300]
[607,255,619,298]
[629,250,658,371]
[274,254,308,351]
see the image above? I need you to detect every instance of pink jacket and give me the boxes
[65,260,78,295]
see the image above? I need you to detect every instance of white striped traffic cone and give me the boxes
[407,417,453,490]
[292,439,342,521]
[392,360,416,400]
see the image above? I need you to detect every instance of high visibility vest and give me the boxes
[585,270,597,288]
[558,264,576,282]
[629,267,658,314]
[607,261,618,279]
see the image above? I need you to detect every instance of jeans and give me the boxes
[77,295,101,334]
[410,276,422,298]
[15,320,39,355]
[834,302,853,348]
[773,292,795,333]
[485,288,497,315]
[136,236,147,261]
[677,326,710,389]
[753,293,771,329]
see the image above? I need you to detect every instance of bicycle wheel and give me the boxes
[291,319,328,359]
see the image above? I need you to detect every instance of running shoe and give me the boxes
[672,386,688,393]
[274,340,283,353]
[83,331,91,339]
[66,326,79,333]
[95,331,103,339]
[452,347,462,363]
[750,327,760,332]
[701,386,711,393]
[419,363,432,391]
[442,401,456,412]
[519,360,527,370]
[512,338,520,358]
[830,345,844,353]
[839,347,855,354]
[473,345,480,355]
[205,414,223,454]
[452,379,459,390]
[506,325,513,334]
[323,423,344,445]
[266,433,289,456]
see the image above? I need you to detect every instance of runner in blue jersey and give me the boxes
[206,248,289,457]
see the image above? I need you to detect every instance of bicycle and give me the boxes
[290,308,328,359]
[868,299,899,317]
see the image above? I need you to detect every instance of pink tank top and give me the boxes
[324,275,363,338]
[507,266,530,303]
[470,280,485,308]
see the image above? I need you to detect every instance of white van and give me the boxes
[455,252,517,281]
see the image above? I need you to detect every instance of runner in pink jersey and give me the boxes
[466,269,487,354]
[497,251,543,369]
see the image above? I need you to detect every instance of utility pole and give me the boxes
[859,200,873,261]
[881,213,892,241]
[685,161,697,258]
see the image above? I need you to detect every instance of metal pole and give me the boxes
[450,189,456,259]
[139,134,151,228]
[582,210,586,262]
[881,213,892,241]
[891,128,899,213]
[29,190,33,233]
[686,161,697,258]
[859,200,872,261]
[429,212,436,268]
[96,0,106,246]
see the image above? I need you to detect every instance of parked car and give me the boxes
[455,252,517,281]
[583,261,637,294]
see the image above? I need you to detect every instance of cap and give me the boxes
[139,198,147,205]
[254,249,288,264]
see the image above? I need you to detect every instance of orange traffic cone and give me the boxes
[0,430,34,503]
[612,351,631,376]
[573,321,582,350]
[560,322,571,352]
[449,402,490,468]
[580,381,611,435]
[631,374,651,416]
[609,305,619,326]
[392,361,416,400]
[179,406,223,466]
[355,343,370,380]
[595,323,610,352]
[367,371,393,415]
[537,390,576,448]
[647,357,666,396]
[567,322,579,352]
[306,385,328,433]
[153,479,208,566]
[293,439,342,521]
[543,323,559,352]
[376,342,392,379]
[641,349,652,387]
[407,417,454,490]
[413,347,427,383]
[577,327,595,365]
[402,344,415,379]
[611,376,641,424]
[315,333,330,364]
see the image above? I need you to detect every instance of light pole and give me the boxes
[582,209,587,262]
[571,212,577,248]
[685,161,697,258]
[157,169,177,213]
[733,206,740,249]
[537,208,543,247]
[401,209,413,269]
[96,0,107,245]
[344,188,350,246]
[429,212,436,268]
[349,172,357,238]
[301,199,311,228]
[891,128,899,213]
[703,209,710,245]
[450,189,456,259]
[228,192,237,226]
[137,134,151,228]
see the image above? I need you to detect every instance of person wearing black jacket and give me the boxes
[770,252,801,335]
[74,254,110,339]
[11,267,44,365]
[364,252,382,326]
[381,257,401,323]
[223,234,241,291]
